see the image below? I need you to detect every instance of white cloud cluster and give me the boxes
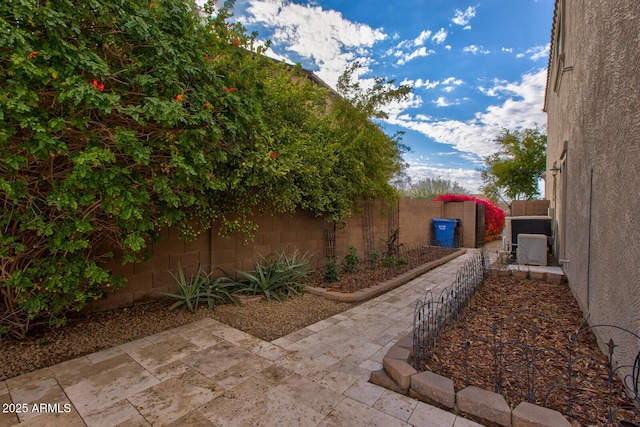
[414,30,432,46]
[389,27,448,66]
[404,161,484,193]
[401,76,463,91]
[434,96,459,107]
[387,68,548,162]
[523,44,550,60]
[432,28,448,44]
[452,6,476,29]
[240,0,387,87]
[463,45,490,55]
[396,47,435,65]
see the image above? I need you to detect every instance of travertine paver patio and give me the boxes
[0,249,488,427]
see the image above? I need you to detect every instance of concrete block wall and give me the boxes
[91,197,484,312]
[511,200,550,217]
[398,198,443,248]
[443,201,477,248]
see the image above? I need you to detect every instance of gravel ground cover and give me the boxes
[0,294,353,382]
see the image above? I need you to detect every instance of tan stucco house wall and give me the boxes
[544,0,640,367]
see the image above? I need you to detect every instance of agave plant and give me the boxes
[200,276,238,309]
[235,249,311,301]
[161,263,239,311]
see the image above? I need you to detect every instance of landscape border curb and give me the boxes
[304,249,467,302]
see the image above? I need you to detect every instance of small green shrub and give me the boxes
[381,256,396,268]
[324,257,340,283]
[343,246,360,273]
[381,255,408,268]
[161,263,238,312]
[235,249,311,301]
[368,250,381,269]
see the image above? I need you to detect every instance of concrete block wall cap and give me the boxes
[457,386,511,427]
[512,401,572,427]
[382,357,417,390]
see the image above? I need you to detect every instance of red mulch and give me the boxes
[309,245,457,293]
[419,274,639,426]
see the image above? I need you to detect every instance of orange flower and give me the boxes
[203,103,211,108]
[270,152,278,159]
[28,51,38,59]
[175,94,183,101]
[222,87,236,92]
[205,54,209,61]
[150,2,157,8]
[93,79,104,92]
[232,38,240,47]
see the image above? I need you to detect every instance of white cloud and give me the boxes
[434,96,462,107]
[396,47,435,65]
[239,0,387,87]
[402,78,440,90]
[414,30,432,46]
[525,44,550,61]
[442,77,464,86]
[432,28,448,44]
[403,161,483,193]
[501,47,513,53]
[381,92,424,118]
[463,45,490,55]
[452,6,476,28]
[386,68,548,162]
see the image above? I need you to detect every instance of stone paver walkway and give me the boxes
[0,249,491,427]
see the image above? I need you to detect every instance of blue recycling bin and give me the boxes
[433,219,458,248]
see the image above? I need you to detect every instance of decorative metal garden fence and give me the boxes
[411,250,640,425]
[412,249,489,369]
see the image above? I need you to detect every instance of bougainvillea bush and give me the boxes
[0,0,406,337]
[434,194,505,242]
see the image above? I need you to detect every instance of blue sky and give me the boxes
[216,0,554,192]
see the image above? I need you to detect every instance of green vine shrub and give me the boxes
[0,0,408,337]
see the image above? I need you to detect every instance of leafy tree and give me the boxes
[480,127,547,203]
[333,62,413,206]
[403,178,469,200]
